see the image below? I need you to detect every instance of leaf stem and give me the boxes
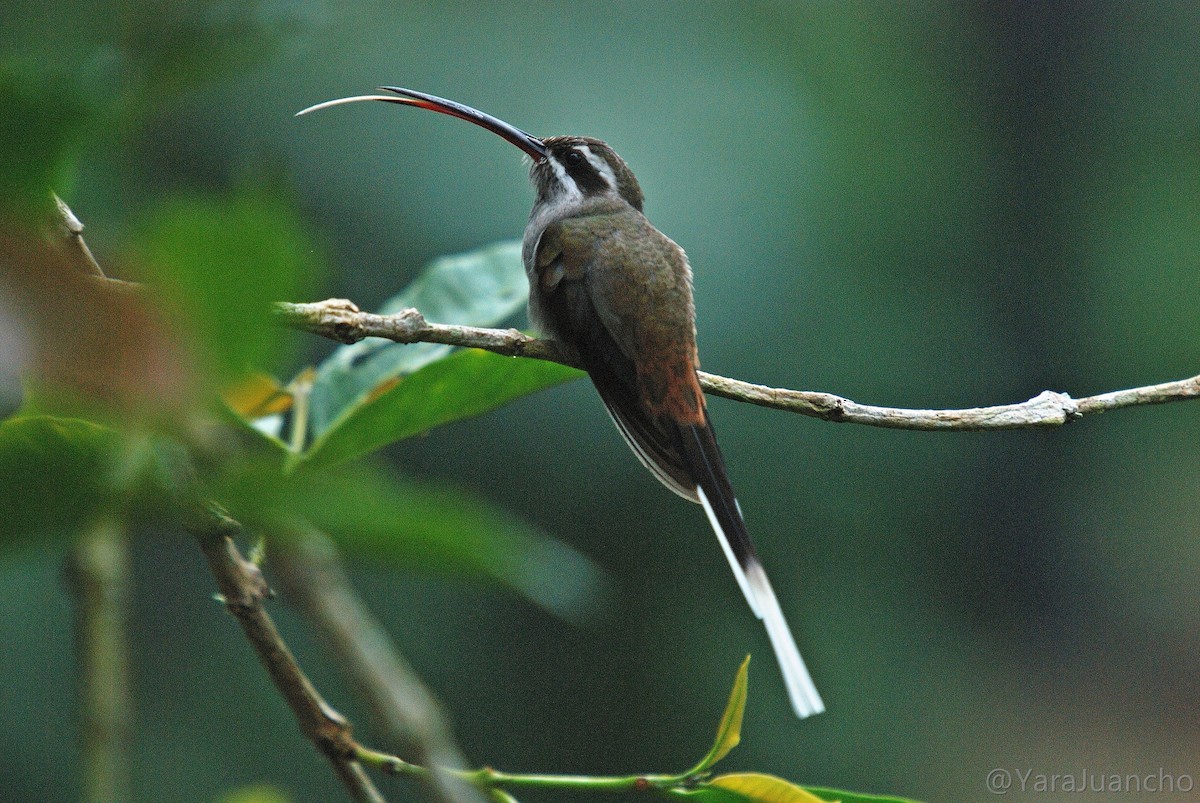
[355,745,703,796]
[66,513,133,803]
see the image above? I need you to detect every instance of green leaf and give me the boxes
[671,781,923,803]
[691,655,752,773]
[298,348,580,470]
[486,790,520,803]
[235,240,582,468]
[219,372,297,457]
[803,788,925,803]
[130,186,320,382]
[0,415,120,551]
[707,773,826,803]
[0,63,92,222]
[667,789,749,803]
[213,459,603,619]
[306,240,535,439]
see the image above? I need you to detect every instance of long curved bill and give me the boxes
[296,86,548,161]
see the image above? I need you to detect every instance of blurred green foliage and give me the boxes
[0,416,122,548]
[1,1,1198,802]
[129,186,320,381]
[297,347,581,470]
[213,459,602,620]
[0,64,92,221]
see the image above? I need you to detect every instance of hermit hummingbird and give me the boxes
[298,87,825,718]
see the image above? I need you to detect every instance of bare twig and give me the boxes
[54,193,135,803]
[51,193,105,278]
[65,514,133,803]
[48,193,140,293]
[270,528,484,803]
[273,299,571,364]
[183,502,385,802]
[274,299,1200,431]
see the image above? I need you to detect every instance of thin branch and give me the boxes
[183,502,385,803]
[47,193,140,293]
[65,514,133,803]
[274,299,1200,431]
[352,743,761,800]
[51,193,105,278]
[273,299,570,364]
[270,527,484,803]
[51,193,137,803]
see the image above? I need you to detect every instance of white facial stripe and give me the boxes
[548,155,583,202]
[579,145,617,190]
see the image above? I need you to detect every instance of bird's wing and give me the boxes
[533,214,824,718]
[533,216,699,500]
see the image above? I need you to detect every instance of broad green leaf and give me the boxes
[0,415,119,550]
[224,403,293,456]
[670,781,922,803]
[130,186,320,382]
[707,773,826,803]
[804,788,924,803]
[690,655,752,773]
[306,241,533,440]
[297,348,580,471]
[0,64,91,221]
[213,459,603,619]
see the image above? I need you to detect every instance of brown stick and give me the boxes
[270,528,483,803]
[274,298,1200,431]
[184,502,384,802]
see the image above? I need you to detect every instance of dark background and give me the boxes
[2,2,1198,801]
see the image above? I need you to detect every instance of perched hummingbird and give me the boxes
[298,88,825,718]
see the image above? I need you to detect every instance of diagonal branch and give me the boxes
[51,192,105,278]
[184,501,385,802]
[44,197,479,801]
[269,527,484,803]
[274,298,1200,431]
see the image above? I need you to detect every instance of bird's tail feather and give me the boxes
[745,556,826,718]
[685,424,825,718]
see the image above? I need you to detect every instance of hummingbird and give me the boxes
[297,88,825,718]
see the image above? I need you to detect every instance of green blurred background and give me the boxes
[2,1,1199,801]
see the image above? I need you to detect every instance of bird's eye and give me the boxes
[565,150,584,166]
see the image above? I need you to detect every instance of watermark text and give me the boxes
[986,768,1194,795]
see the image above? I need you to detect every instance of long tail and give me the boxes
[681,422,825,719]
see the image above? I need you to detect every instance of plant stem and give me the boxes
[270,527,483,803]
[356,746,699,797]
[66,514,132,803]
[185,501,385,802]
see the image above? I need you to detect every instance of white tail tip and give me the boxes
[696,486,824,718]
[747,563,825,718]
